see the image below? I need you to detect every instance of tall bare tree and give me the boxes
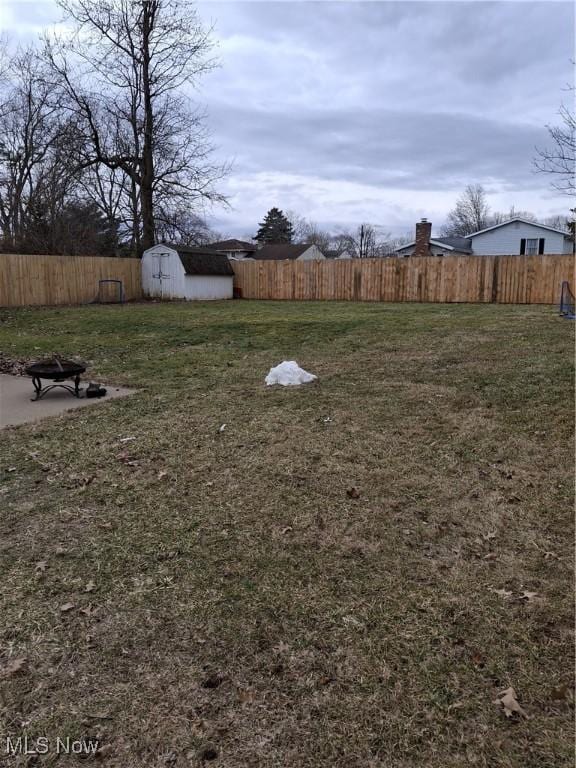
[0,47,73,251]
[44,0,227,254]
[441,184,491,237]
[535,98,575,196]
[287,211,332,252]
[332,223,383,258]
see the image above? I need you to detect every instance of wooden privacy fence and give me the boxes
[0,252,573,307]
[232,254,575,304]
[0,254,142,307]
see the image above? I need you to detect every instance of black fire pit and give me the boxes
[25,357,87,401]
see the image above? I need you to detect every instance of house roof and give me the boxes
[206,239,257,252]
[252,243,313,260]
[324,248,351,259]
[465,217,570,238]
[435,236,473,253]
[396,237,472,254]
[167,245,234,276]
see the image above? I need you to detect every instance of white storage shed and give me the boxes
[142,245,234,301]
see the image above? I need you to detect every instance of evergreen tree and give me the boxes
[255,208,293,243]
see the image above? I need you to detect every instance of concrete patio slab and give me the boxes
[0,374,136,428]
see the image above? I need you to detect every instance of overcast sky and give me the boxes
[2,0,574,238]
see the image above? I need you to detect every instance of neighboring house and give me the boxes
[464,219,572,255]
[252,244,325,261]
[206,239,257,260]
[324,249,353,260]
[396,218,573,257]
[142,244,234,300]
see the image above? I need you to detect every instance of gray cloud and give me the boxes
[210,103,551,189]
[4,0,574,235]
[196,1,574,233]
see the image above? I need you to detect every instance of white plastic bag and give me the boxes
[265,360,317,386]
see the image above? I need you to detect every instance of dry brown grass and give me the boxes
[0,301,573,767]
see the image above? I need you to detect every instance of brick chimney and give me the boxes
[413,218,432,257]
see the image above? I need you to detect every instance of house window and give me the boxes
[525,238,538,255]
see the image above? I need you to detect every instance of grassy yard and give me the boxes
[0,300,573,768]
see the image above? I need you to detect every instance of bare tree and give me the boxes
[44,0,227,254]
[287,211,333,252]
[332,223,383,258]
[0,47,69,251]
[356,223,377,258]
[378,233,412,256]
[154,207,213,245]
[542,213,571,230]
[489,206,536,225]
[441,184,491,237]
[535,99,575,196]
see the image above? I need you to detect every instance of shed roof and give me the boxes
[206,239,257,252]
[168,245,234,276]
[252,243,313,260]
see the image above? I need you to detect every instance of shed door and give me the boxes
[152,253,171,298]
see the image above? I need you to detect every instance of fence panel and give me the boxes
[0,254,143,307]
[232,254,574,304]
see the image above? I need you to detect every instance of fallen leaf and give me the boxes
[482,531,497,541]
[218,423,227,433]
[84,580,96,593]
[80,604,99,617]
[238,688,256,704]
[35,560,48,573]
[495,686,529,718]
[342,614,365,628]
[471,651,485,667]
[7,467,17,473]
[491,588,513,599]
[346,487,361,499]
[3,657,27,676]
[550,684,571,701]
[518,591,539,602]
[116,452,138,466]
[60,602,76,613]
[281,526,293,535]
[157,470,168,480]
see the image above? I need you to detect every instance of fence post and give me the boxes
[491,256,500,303]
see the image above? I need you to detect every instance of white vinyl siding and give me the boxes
[470,221,569,255]
[296,245,326,260]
